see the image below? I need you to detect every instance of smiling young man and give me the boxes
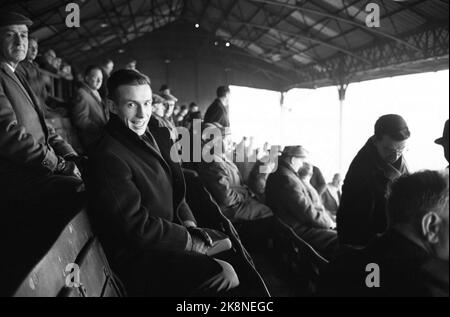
[87,69,240,297]
[337,114,410,247]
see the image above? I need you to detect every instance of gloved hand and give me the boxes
[199,259,240,293]
[188,227,213,247]
[65,155,88,174]
[191,236,209,255]
[55,156,82,180]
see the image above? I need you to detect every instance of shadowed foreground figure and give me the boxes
[322,170,449,297]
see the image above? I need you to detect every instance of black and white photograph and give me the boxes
[0,0,448,303]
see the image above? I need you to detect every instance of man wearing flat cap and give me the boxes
[435,119,449,167]
[265,146,338,259]
[337,114,410,247]
[0,12,85,294]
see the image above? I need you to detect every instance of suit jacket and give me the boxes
[265,160,335,236]
[0,62,76,197]
[87,114,196,268]
[197,154,272,221]
[322,230,449,297]
[204,99,230,128]
[71,83,109,149]
[337,137,409,246]
[16,61,48,109]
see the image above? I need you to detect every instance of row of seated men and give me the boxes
[1,12,449,297]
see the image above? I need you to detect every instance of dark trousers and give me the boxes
[0,174,85,296]
[116,248,269,297]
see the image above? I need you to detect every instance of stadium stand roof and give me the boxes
[1,0,448,91]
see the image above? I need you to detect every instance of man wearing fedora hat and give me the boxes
[265,146,338,259]
[435,119,449,167]
[0,11,84,295]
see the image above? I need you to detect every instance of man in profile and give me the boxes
[87,70,241,296]
[338,115,410,247]
[323,170,449,297]
[204,85,231,128]
[265,146,338,259]
[435,119,449,167]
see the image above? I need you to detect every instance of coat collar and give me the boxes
[1,61,39,107]
[363,137,408,181]
[106,114,169,171]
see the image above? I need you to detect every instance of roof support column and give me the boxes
[338,83,348,174]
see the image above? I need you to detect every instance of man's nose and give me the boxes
[13,34,25,45]
[135,105,145,118]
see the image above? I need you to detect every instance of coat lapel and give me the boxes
[1,63,49,139]
[107,115,171,175]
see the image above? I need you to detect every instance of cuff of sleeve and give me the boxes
[42,148,58,172]
[185,231,193,252]
[184,220,197,228]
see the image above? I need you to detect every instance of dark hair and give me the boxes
[84,65,102,77]
[387,170,449,227]
[216,86,230,98]
[189,102,198,108]
[375,114,411,141]
[102,58,113,66]
[28,36,38,43]
[107,69,151,100]
[160,84,169,92]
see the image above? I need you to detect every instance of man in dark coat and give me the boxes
[0,12,84,211]
[204,86,230,128]
[98,58,114,99]
[265,146,338,259]
[71,65,109,151]
[15,37,48,113]
[322,170,449,297]
[87,70,240,296]
[197,123,273,222]
[337,115,410,247]
[0,12,84,295]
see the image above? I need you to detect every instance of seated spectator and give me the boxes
[298,163,335,221]
[338,115,410,247]
[247,154,277,203]
[0,12,85,295]
[124,59,137,71]
[16,36,48,113]
[311,165,327,196]
[37,49,58,73]
[265,146,338,259]
[98,59,114,99]
[151,93,166,118]
[197,123,273,222]
[435,119,449,167]
[70,65,108,152]
[322,170,449,297]
[60,62,73,81]
[87,69,242,297]
[321,173,342,219]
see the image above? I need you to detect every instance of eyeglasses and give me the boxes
[383,146,408,156]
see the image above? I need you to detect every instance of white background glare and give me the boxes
[229,70,449,182]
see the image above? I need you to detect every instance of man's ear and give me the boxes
[422,212,442,244]
[107,99,118,115]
